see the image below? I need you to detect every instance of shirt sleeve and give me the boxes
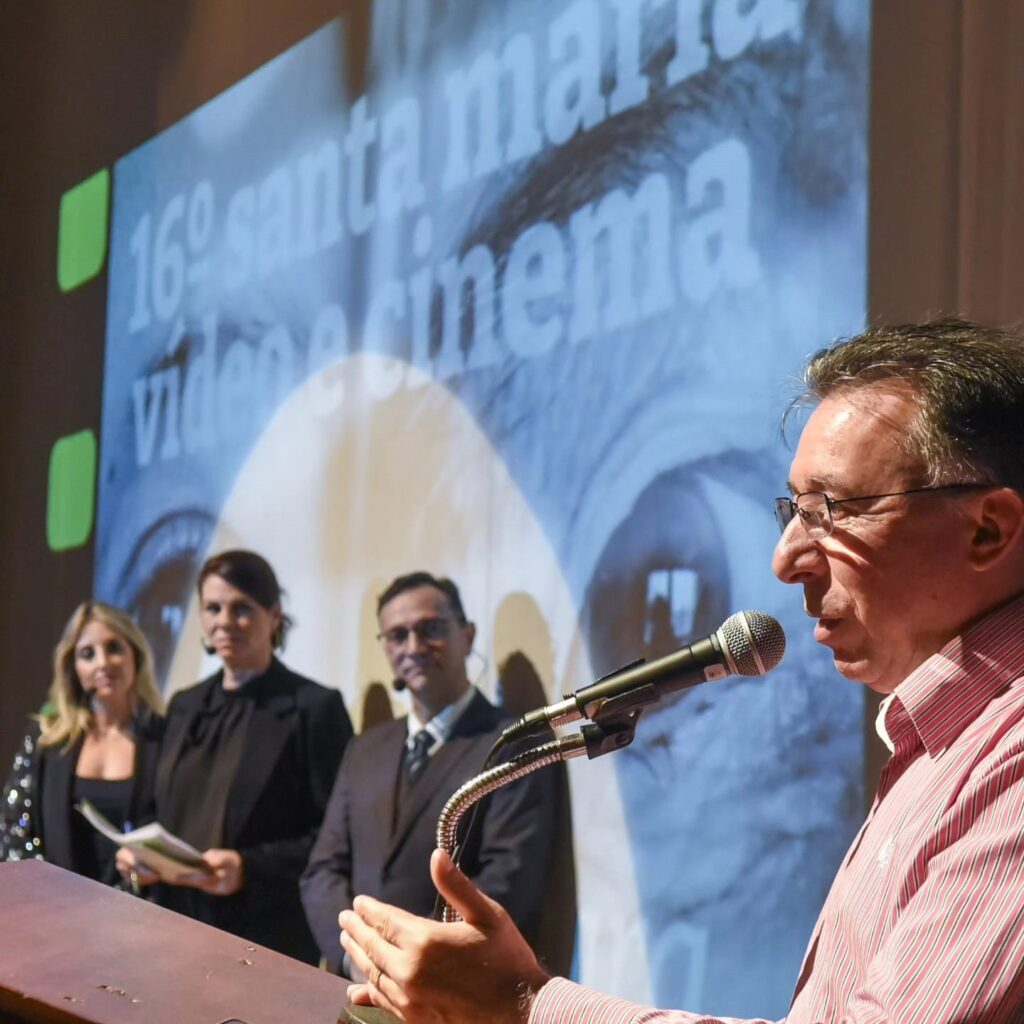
[299,738,357,972]
[0,729,42,863]
[532,747,1024,1024]
[530,978,768,1024]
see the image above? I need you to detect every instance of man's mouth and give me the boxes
[813,616,841,642]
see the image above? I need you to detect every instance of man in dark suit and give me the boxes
[300,571,574,976]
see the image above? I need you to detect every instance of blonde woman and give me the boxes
[0,601,164,885]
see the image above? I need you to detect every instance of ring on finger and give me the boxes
[375,964,385,989]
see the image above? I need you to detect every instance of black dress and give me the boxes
[69,776,134,882]
[154,658,352,962]
[0,709,164,886]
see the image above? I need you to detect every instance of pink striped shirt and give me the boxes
[532,594,1024,1024]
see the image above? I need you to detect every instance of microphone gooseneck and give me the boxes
[442,612,786,932]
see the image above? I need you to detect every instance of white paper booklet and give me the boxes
[76,799,210,883]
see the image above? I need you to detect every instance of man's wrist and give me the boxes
[515,968,551,1023]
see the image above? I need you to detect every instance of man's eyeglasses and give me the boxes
[377,616,458,651]
[774,483,993,540]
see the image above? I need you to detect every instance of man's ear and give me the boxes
[969,487,1024,571]
[462,620,477,653]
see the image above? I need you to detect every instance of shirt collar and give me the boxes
[882,592,1024,758]
[875,694,897,753]
[407,684,477,748]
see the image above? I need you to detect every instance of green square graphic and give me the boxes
[57,169,110,292]
[47,429,97,551]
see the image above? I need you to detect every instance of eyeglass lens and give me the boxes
[381,617,451,648]
[774,494,830,537]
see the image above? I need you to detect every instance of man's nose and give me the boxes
[772,519,826,584]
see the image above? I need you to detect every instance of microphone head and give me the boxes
[717,610,786,677]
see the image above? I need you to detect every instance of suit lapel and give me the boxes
[39,737,81,870]
[374,721,408,845]
[155,679,213,811]
[384,693,498,866]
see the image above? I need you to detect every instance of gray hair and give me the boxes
[788,318,1024,493]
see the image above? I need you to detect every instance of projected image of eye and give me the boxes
[112,509,218,685]
[584,458,732,706]
[581,450,859,1015]
[88,4,870,1016]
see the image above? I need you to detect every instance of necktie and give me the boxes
[404,729,436,784]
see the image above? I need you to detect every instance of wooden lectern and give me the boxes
[0,860,349,1024]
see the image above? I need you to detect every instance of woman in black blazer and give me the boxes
[0,601,163,885]
[120,549,353,963]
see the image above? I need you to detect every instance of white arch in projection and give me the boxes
[164,352,652,1002]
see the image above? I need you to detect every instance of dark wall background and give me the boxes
[865,1,1024,788]
[0,1,352,759]
[2,0,1021,803]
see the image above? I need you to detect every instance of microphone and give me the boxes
[504,610,785,741]
[392,676,407,692]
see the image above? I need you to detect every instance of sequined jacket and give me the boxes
[0,711,164,882]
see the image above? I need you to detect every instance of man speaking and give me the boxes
[340,320,1024,1023]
